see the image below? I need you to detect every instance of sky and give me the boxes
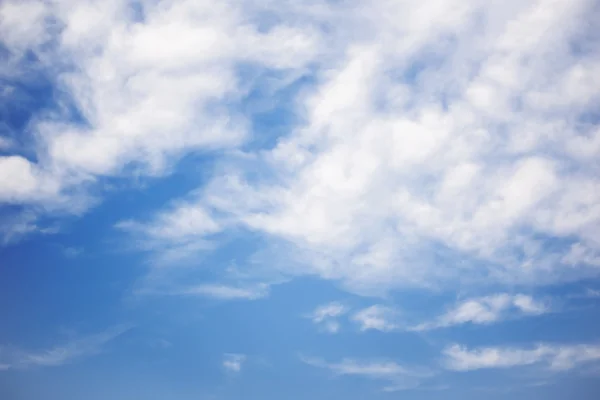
[1,0,600,399]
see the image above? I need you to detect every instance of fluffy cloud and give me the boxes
[3,0,600,297]
[412,294,549,331]
[114,0,600,297]
[443,343,600,372]
[0,0,320,237]
[301,355,432,391]
[0,325,131,370]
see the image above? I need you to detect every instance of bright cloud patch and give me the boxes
[444,343,600,372]
[105,0,600,297]
[412,294,549,331]
[351,305,400,332]
[222,353,246,373]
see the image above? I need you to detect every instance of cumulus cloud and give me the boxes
[223,353,246,372]
[307,302,348,333]
[443,343,600,372]
[0,325,131,370]
[412,294,549,331]
[351,305,399,332]
[301,355,432,391]
[0,0,320,238]
[110,0,600,297]
[2,0,600,301]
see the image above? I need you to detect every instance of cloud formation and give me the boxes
[106,0,600,297]
[412,294,549,331]
[444,343,600,372]
[0,0,320,235]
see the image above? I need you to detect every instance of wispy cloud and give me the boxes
[176,283,269,300]
[301,355,433,391]
[443,343,600,372]
[307,302,348,333]
[568,288,600,299]
[223,353,246,373]
[63,247,83,258]
[351,305,399,332]
[0,325,132,370]
[412,294,549,331]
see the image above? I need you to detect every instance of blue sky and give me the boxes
[1,0,600,399]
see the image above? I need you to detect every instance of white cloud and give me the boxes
[0,156,59,203]
[307,302,348,333]
[0,212,60,245]
[114,0,600,297]
[2,0,600,300]
[0,325,131,370]
[0,0,321,229]
[443,343,600,372]
[412,294,549,331]
[301,355,432,391]
[223,353,246,372]
[351,305,399,332]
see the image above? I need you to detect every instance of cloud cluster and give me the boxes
[109,0,600,297]
[0,0,598,297]
[2,0,600,390]
[310,294,548,333]
[0,0,320,235]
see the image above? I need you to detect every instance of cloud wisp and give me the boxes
[223,353,246,373]
[443,343,600,372]
[351,305,400,332]
[344,294,548,333]
[301,355,433,392]
[307,302,348,333]
[175,283,269,301]
[0,325,132,371]
[411,294,549,331]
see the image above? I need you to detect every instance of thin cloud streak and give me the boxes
[443,343,600,372]
[0,325,132,370]
[300,355,434,392]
